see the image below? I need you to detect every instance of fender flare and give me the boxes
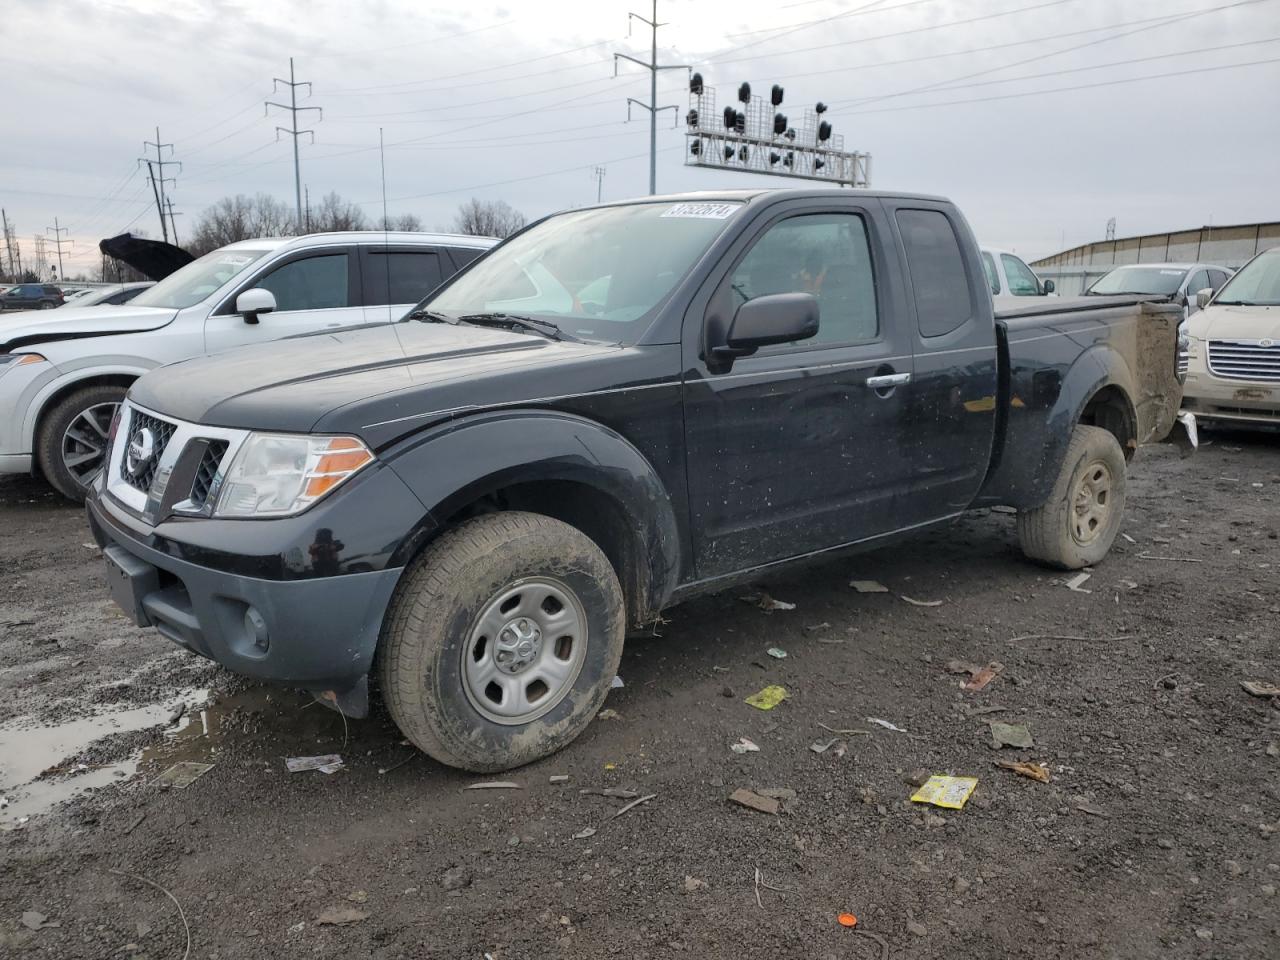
[22,359,156,450]
[1029,343,1137,506]
[384,409,683,619]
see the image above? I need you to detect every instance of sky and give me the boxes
[3,0,1278,279]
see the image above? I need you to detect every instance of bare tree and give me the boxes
[310,191,369,232]
[188,194,296,256]
[451,198,526,239]
[376,213,423,231]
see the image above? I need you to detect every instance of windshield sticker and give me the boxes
[217,255,253,266]
[1159,269,1184,276]
[661,202,739,220]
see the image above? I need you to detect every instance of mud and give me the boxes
[1,430,1279,958]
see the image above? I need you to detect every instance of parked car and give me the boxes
[1180,246,1280,426]
[980,246,1055,299]
[1084,262,1231,318]
[82,189,1193,772]
[0,283,65,311]
[58,282,155,307]
[0,231,496,500]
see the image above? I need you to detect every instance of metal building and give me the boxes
[1031,220,1280,296]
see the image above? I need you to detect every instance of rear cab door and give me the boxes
[882,200,999,527]
[681,194,919,579]
[203,245,365,353]
[359,244,451,324]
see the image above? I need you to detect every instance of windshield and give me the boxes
[1214,250,1280,305]
[1087,265,1187,296]
[130,247,272,310]
[423,200,743,342]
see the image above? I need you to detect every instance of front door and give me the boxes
[204,248,365,354]
[682,202,918,580]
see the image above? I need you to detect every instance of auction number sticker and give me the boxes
[217,254,254,265]
[661,202,739,220]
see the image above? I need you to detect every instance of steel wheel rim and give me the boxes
[1071,459,1113,546]
[461,576,588,725]
[62,401,119,487]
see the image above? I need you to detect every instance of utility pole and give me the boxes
[33,235,49,280]
[0,208,15,281]
[1105,217,1117,241]
[45,219,72,281]
[615,1,688,195]
[140,127,180,243]
[165,197,182,246]
[304,185,311,232]
[592,165,607,203]
[267,58,322,229]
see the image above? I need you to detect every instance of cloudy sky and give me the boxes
[4,0,1278,278]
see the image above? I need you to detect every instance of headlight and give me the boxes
[213,433,373,518]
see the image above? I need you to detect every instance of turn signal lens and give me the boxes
[214,433,373,518]
[16,353,48,365]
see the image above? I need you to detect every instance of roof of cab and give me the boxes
[217,231,498,252]
[590,187,951,207]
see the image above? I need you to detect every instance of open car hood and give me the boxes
[99,233,195,281]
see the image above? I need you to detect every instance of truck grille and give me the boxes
[189,440,229,508]
[120,411,177,493]
[1208,340,1280,382]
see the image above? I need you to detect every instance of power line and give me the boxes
[842,54,1280,115]
[266,57,322,228]
[615,1,689,195]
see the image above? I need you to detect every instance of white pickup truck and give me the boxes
[0,231,496,500]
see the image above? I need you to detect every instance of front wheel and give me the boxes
[1017,424,1127,569]
[378,511,625,772]
[36,384,127,502]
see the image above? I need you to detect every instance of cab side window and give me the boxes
[1185,269,1210,297]
[727,213,878,346]
[256,253,350,311]
[1001,254,1041,296]
[897,209,973,337]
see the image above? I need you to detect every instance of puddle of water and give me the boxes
[0,683,349,827]
[0,688,206,826]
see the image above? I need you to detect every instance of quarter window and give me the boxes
[727,212,878,346]
[256,253,350,311]
[897,209,972,337]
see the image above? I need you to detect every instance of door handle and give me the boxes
[865,372,911,389]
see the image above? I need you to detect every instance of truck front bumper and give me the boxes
[86,490,403,715]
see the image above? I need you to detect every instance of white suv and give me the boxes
[0,231,496,500]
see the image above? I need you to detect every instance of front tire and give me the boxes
[378,511,625,772]
[37,385,127,503]
[1017,424,1127,569]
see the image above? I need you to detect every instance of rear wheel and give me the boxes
[39,301,56,310]
[1017,424,1127,569]
[378,511,625,772]
[37,385,126,502]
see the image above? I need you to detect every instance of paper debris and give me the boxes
[766,647,787,659]
[988,722,1034,749]
[1065,572,1092,593]
[866,717,907,733]
[285,755,343,775]
[745,685,789,710]
[729,788,780,816]
[900,595,944,607]
[730,737,760,754]
[155,761,215,787]
[611,675,625,688]
[910,775,978,810]
[850,580,889,593]
[995,759,1051,783]
[465,780,522,790]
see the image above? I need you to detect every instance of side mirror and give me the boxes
[235,288,277,324]
[714,293,819,362]
[1195,287,1214,310]
[1042,279,1055,295]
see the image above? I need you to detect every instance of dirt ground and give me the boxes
[2,430,1278,959]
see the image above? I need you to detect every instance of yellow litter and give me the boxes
[910,775,978,810]
[744,685,789,711]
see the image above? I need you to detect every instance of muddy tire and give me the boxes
[377,511,625,772]
[1017,424,1127,569]
[37,384,127,503]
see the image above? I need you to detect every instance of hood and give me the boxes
[129,322,617,438]
[99,233,195,281]
[0,304,178,352]
[1191,303,1280,341]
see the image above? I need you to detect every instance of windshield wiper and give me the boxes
[1214,300,1266,306]
[406,308,458,324]
[457,312,577,341]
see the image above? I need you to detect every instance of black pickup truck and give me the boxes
[86,189,1194,771]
